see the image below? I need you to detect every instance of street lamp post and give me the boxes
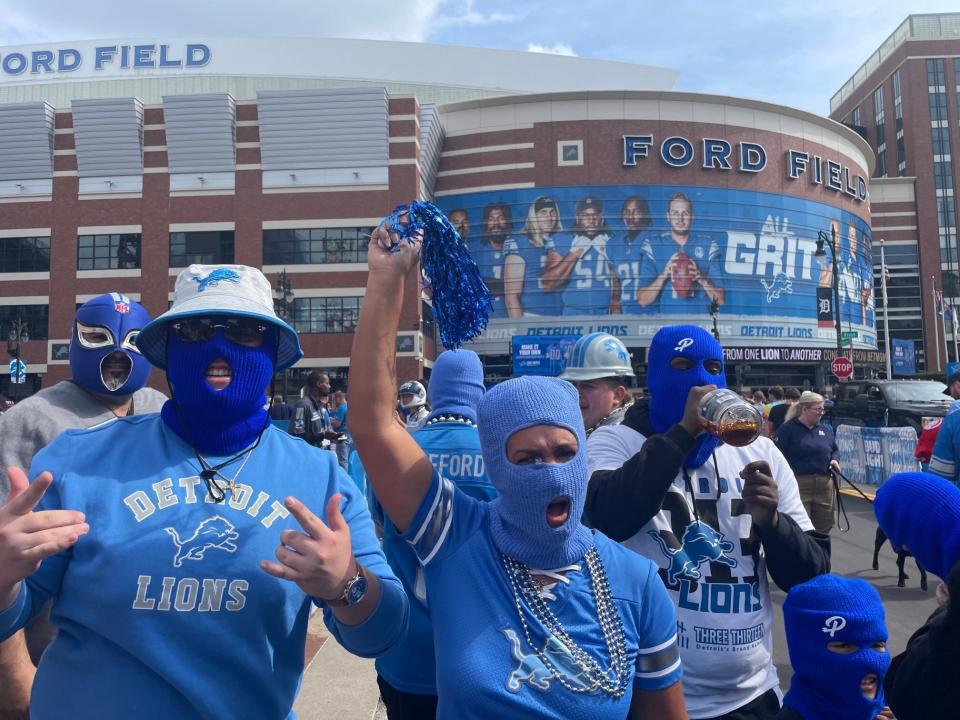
[6,318,28,402]
[272,269,295,399]
[815,226,844,357]
[709,299,720,341]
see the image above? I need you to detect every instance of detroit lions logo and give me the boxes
[193,268,241,292]
[501,628,592,693]
[165,515,239,568]
[602,338,629,363]
[648,521,737,584]
[760,273,793,303]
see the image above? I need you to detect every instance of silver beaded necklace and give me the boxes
[501,547,630,697]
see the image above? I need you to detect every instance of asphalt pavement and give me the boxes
[294,492,939,717]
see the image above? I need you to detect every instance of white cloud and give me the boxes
[526,42,576,57]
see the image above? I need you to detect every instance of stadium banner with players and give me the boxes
[834,425,920,487]
[511,335,579,376]
[438,184,875,354]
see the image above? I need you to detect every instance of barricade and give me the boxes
[835,425,920,486]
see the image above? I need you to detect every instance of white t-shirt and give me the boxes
[587,425,813,719]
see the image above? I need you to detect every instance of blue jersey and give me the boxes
[0,415,406,720]
[503,234,563,317]
[556,231,615,316]
[930,411,960,484]
[335,401,349,436]
[839,253,873,327]
[402,471,682,719]
[606,230,652,315]
[638,231,724,314]
[473,241,509,319]
[376,421,496,694]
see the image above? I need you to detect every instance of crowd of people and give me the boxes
[0,214,954,720]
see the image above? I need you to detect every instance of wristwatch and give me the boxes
[325,563,368,607]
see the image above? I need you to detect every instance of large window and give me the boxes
[169,231,234,267]
[263,227,372,265]
[77,233,141,270]
[0,237,50,273]
[0,305,48,340]
[291,296,362,334]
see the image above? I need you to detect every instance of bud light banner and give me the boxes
[891,339,916,376]
[834,425,920,487]
[511,335,578,377]
[439,184,874,354]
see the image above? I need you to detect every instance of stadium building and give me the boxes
[0,36,875,395]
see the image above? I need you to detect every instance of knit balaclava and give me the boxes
[874,471,960,580]
[426,349,485,423]
[647,324,725,468]
[161,325,277,455]
[783,574,890,720]
[479,376,593,569]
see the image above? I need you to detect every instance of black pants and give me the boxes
[377,675,438,720]
[699,688,782,720]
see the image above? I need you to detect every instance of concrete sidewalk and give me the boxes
[293,612,386,720]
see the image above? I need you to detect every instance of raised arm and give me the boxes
[348,223,435,533]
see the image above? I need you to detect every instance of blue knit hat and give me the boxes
[874,471,960,580]
[426,349,485,423]
[478,376,593,568]
[783,574,890,720]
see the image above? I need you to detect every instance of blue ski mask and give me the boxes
[647,325,725,469]
[478,376,593,569]
[161,323,277,455]
[70,293,152,397]
[783,574,891,720]
[426,349,485,423]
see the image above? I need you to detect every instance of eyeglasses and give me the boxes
[173,317,267,347]
[805,406,825,414]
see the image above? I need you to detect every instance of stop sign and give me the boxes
[831,356,854,381]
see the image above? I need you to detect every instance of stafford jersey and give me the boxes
[556,231,615,316]
[838,253,874,326]
[503,234,562,316]
[376,421,496,694]
[0,416,404,720]
[401,470,682,720]
[473,241,508,319]
[638,231,724,314]
[606,231,652,315]
[588,428,812,718]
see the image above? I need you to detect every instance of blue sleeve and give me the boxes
[638,238,658,279]
[337,406,348,424]
[0,435,76,639]
[320,467,409,658]
[632,562,682,691]
[401,469,486,566]
[930,413,959,481]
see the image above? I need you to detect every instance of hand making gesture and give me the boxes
[0,468,89,608]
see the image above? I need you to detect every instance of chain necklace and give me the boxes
[196,447,256,503]
[585,401,633,437]
[424,413,477,428]
[501,547,630,697]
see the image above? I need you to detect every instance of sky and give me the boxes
[0,0,958,115]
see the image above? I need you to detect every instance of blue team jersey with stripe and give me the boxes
[503,234,563,316]
[555,231,616,317]
[838,253,873,326]
[638,231,724,314]
[606,230,653,315]
[472,241,509,319]
[375,422,496,695]
[402,471,682,719]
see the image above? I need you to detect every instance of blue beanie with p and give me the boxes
[426,349,485,423]
[874,471,960,580]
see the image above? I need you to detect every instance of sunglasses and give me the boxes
[172,317,267,347]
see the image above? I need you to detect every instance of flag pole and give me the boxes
[880,239,893,378]
[933,275,943,372]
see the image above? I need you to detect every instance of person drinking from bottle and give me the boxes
[583,324,830,720]
[350,218,688,719]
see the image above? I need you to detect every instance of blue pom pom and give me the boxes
[384,201,492,348]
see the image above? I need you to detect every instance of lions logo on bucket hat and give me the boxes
[137,264,303,371]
